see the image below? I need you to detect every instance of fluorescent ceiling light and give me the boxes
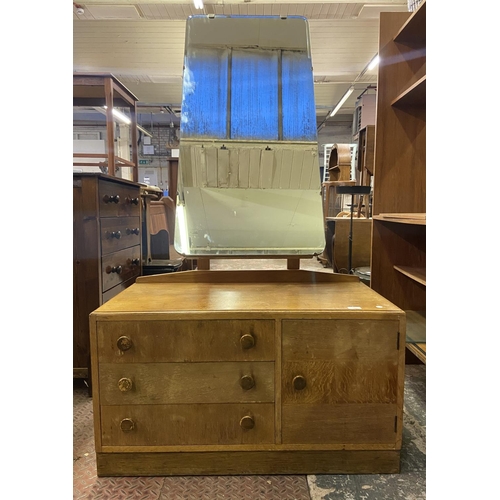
[328,86,355,118]
[103,106,132,125]
[368,54,379,70]
[112,109,131,125]
[193,0,204,9]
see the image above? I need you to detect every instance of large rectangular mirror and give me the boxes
[175,15,325,257]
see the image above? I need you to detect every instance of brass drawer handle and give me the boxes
[118,377,133,392]
[117,336,133,351]
[126,227,140,235]
[293,375,306,391]
[240,333,255,350]
[239,415,255,430]
[109,231,121,239]
[240,375,255,390]
[120,418,135,432]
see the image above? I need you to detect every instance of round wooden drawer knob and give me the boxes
[117,336,133,351]
[120,418,135,432]
[240,333,255,350]
[118,377,133,392]
[239,415,255,430]
[240,375,255,390]
[293,375,307,391]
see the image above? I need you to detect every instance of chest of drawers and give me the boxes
[89,269,405,476]
[73,173,142,383]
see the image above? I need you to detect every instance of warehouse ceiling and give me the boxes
[73,0,410,128]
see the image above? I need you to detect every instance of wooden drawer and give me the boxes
[99,180,140,218]
[100,403,275,446]
[99,362,274,405]
[97,320,275,362]
[102,276,137,304]
[101,246,141,293]
[100,216,141,255]
[281,319,400,445]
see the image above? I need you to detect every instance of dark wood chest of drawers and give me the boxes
[73,173,142,382]
[90,270,405,476]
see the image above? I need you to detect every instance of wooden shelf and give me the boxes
[394,0,426,45]
[392,75,426,108]
[373,213,426,225]
[394,266,426,286]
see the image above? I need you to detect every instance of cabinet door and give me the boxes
[281,319,402,446]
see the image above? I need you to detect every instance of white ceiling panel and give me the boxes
[73,1,410,125]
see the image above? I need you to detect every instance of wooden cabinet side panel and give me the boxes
[73,176,101,372]
[372,12,426,216]
[372,110,426,215]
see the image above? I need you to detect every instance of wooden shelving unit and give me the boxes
[371,1,426,363]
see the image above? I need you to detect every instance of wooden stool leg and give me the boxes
[287,258,300,270]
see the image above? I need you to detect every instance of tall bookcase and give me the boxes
[371,1,426,363]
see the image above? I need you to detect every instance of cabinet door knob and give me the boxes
[106,265,122,274]
[117,336,133,351]
[240,333,255,350]
[240,375,255,390]
[103,194,120,204]
[293,375,307,391]
[120,418,135,432]
[118,377,133,392]
[239,415,255,430]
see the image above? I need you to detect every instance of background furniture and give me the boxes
[325,217,372,273]
[73,173,142,388]
[327,143,352,181]
[370,1,426,363]
[73,73,139,181]
[355,125,374,217]
[89,270,405,476]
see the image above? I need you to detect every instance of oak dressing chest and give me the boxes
[90,269,405,476]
